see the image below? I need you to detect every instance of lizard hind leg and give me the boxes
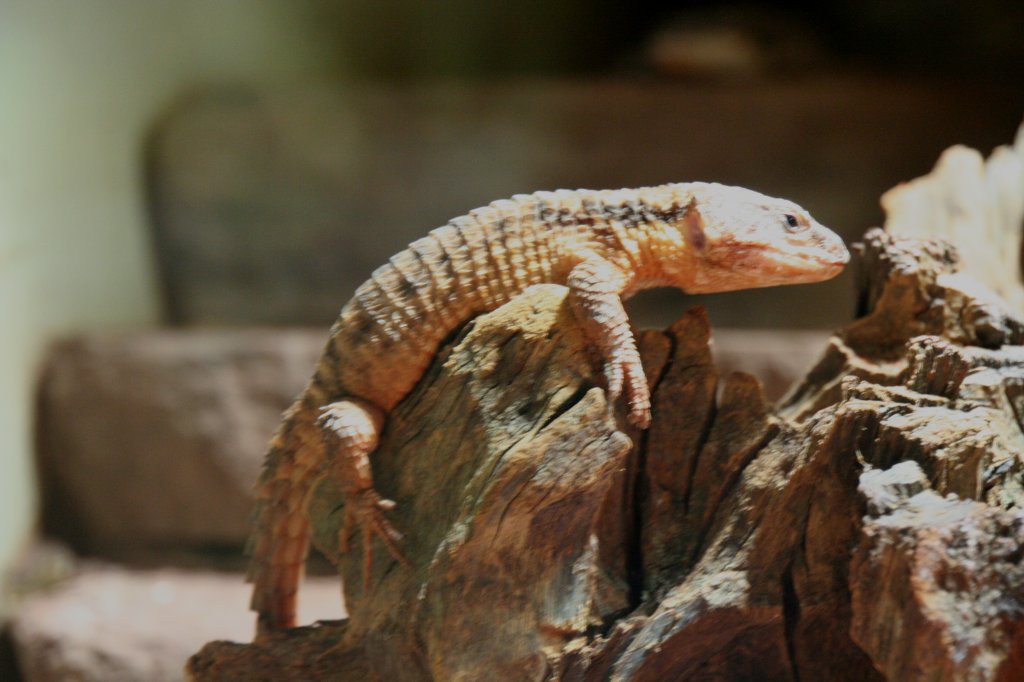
[318,398,410,589]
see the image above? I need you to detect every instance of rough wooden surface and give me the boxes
[853,462,1024,681]
[775,230,1024,681]
[189,129,1024,680]
[187,620,366,681]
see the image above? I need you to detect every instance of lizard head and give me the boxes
[673,183,849,293]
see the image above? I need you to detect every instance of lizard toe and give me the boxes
[340,488,411,589]
[628,402,652,430]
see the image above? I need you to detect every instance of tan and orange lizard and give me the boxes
[246,182,849,634]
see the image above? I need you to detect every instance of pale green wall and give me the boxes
[0,0,343,603]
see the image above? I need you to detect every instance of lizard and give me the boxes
[246,182,850,635]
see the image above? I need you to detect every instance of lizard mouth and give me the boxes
[774,249,848,284]
[813,256,849,276]
[818,238,851,270]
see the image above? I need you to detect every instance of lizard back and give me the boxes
[311,193,574,411]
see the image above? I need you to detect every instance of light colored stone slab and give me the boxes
[10,566,342,682]
[37,329,323,555]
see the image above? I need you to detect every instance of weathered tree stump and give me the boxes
[189,129,1024,681]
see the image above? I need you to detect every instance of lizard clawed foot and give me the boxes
[339,487,411,589]
[627,392,652,430]
[603,357,651,430]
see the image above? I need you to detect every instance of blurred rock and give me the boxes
[3,541,77,601]
[882,121,1024,310]
[37,330,323,558]
[148,78,1023,328]
[644,8,827,78]
[9,565,342,682]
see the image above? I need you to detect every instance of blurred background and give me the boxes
[1,1,1022,679]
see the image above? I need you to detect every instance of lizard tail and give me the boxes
[246,408,324,636]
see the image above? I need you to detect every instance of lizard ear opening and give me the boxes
[682,198,706,254]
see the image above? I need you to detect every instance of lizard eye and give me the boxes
[783,214,801,232]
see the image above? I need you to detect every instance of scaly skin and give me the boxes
[246,182,849,635]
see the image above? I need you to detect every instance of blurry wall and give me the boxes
[0,0,345,601]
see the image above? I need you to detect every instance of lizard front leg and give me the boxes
[567,256,651,429]
[318,398,409,588]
